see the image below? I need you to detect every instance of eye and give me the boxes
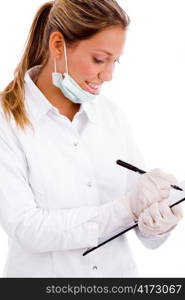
[93,57,121,65]
[93,58,105,64]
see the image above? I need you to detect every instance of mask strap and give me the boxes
[63,41,69,74]
[53,41,68,74]
[54,58,57,72]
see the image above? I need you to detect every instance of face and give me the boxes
[51,26,126,95]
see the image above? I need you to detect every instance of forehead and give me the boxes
[74,26,126,56]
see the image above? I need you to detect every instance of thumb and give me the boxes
[171,204,183,220]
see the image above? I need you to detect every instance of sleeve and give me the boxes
[134,227,170,249]
[114,104,170,249]
[0,114,133,253]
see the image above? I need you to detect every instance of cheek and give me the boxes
[70,58,98,81]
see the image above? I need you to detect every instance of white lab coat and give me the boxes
[0,66,167,277]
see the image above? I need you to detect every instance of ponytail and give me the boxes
[0,2,53,130]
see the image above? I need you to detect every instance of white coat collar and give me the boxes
[24,66,97,124]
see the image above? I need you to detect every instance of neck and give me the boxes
[35,63,80,121]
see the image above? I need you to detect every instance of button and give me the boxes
[87,182,92,187]
[73,141,79,147]
[92,266,98,271]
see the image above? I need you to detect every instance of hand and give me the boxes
[124,168,177,220]
[138,201,183,237]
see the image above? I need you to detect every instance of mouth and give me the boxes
[84,81,102,95]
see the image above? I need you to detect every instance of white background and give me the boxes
[0,0,185,277]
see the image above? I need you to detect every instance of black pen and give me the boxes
[116,159,183,191]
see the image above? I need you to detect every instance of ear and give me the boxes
[49,31,64,59]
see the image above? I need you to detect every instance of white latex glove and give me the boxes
[124,168,177,221]
[138,201,183,237]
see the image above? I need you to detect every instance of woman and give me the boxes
[0,0,182,277]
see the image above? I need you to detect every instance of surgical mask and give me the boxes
[52,41,98,104]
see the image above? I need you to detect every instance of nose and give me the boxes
[98,64,114,82]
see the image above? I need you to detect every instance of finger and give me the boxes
[148,169,177,186]
[171,204,183,220]
[158,201,179,224]
[147,202,168,225]
[139,209,154,227]
[142,203,161,226]
[160,189,170,200]
[161,173,177,186]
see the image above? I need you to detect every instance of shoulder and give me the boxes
[0,99,9,129]
[0,100,15,131]
[0,98,20,146]
[0,100,26,165]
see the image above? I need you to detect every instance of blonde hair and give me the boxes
[0,0,130,130]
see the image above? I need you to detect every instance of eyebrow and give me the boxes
[93,49,123,57]
[94,49,113,56]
